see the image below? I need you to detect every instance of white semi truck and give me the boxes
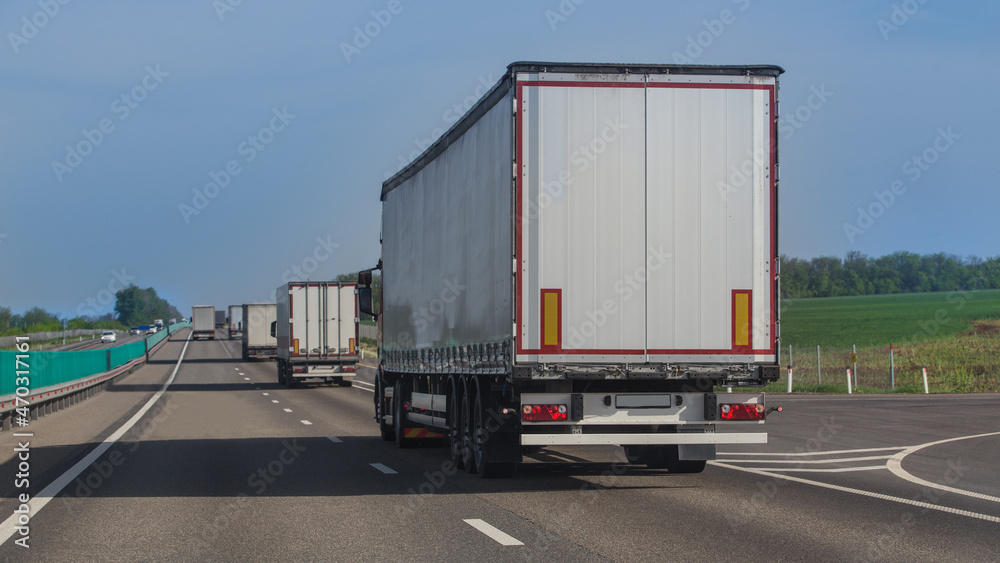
[191,306,216,340]
[228,305,243,339]
[241,303,277,361]
[357,62,783,477]
[273,282,360,388]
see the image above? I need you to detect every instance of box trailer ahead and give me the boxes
[228,305,243,339]
[242,303,277,361]
[214,310,226,329]
[274,281,359,388]
[358,62,783,477]
[192,306,216,340]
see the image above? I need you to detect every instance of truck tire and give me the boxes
[286,366,298,388]
[470,377,516,478]
[277,360,286,385]
[447,377,465,469]
[394,380,414,448]
[375,371,393,441]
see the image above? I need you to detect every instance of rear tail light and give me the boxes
[343,367,355,373]
[720,403,766,421]
[293,367,306,373]
[521,404,568,422]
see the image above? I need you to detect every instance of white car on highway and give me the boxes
[101,331,117,343]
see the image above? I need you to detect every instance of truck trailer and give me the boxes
[357,62,783,477]
[192,306,216,340]
[214,310,226,329]
[273,282,360,388]
[228,305,243,339]
[242,303,277,361]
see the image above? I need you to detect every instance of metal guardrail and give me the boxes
[0,324,188,430]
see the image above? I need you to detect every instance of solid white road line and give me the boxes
[886,431,1000,504]
[0,332,193,546]
[300,420,313,425]
[718,446,907,457]
[352,380,375,393]
[463,519,524,546]
[716,455,895,465]
[711,461,1000,523]
[744,465,887,473]
[327,436,343,443]
[370,463,397,474]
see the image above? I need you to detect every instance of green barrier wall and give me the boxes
[0,323,190,396]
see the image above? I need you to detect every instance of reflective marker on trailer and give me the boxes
[522,404,568,422]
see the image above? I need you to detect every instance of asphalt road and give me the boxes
[1,328,997,561]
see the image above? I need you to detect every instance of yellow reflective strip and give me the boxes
[349,338,356,354]
[735,293,750,347]
[543,292,559,346]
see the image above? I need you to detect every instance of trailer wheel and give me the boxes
[447,377,465,469]
[394,380,414,448]
[277,360,286,385]
[286,368,298,388]
[375,372,393,441]
[471,377,516,478]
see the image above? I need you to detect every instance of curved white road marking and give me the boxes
[886,431,1000,504]
[719,446,906,457]
[711,461,1000,523]
[0,332,192,545]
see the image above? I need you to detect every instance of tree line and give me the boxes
[781,251,1000,298]
[1,285,181,337]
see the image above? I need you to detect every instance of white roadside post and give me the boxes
[846,368,853,395]
[787,344,793,393]
[922,366,929,394]
[817,345,822,385]
[890,343,895,390]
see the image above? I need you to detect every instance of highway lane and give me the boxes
[0,336,998,561]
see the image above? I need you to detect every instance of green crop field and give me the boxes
[780,289,1000,348]
[773,289,1000,393]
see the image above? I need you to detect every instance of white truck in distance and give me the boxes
[228,305,243,339]
[242,303,277,361]
[273,281,360,388]
[191,306,216,340]
[357,62,783,477]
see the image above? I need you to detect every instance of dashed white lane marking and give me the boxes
[271,400,279,404]
[711,461,1000,524]
[327,436,343,443]
[370,463,397,474]
[239,372,245,376]
[283,408,293,413]
[463,519,524,546]
[300,420,313,425]
[262,393,270,396]
[887,431,1000,504]
[243,377,251,381]
[235,368,240,371]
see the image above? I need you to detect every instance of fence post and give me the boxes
[846,368,853,395]
[890,343,895,390]
[816,345,822,385]
[852,344,858,388]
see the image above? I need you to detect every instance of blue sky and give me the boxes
[0,1,996,319]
